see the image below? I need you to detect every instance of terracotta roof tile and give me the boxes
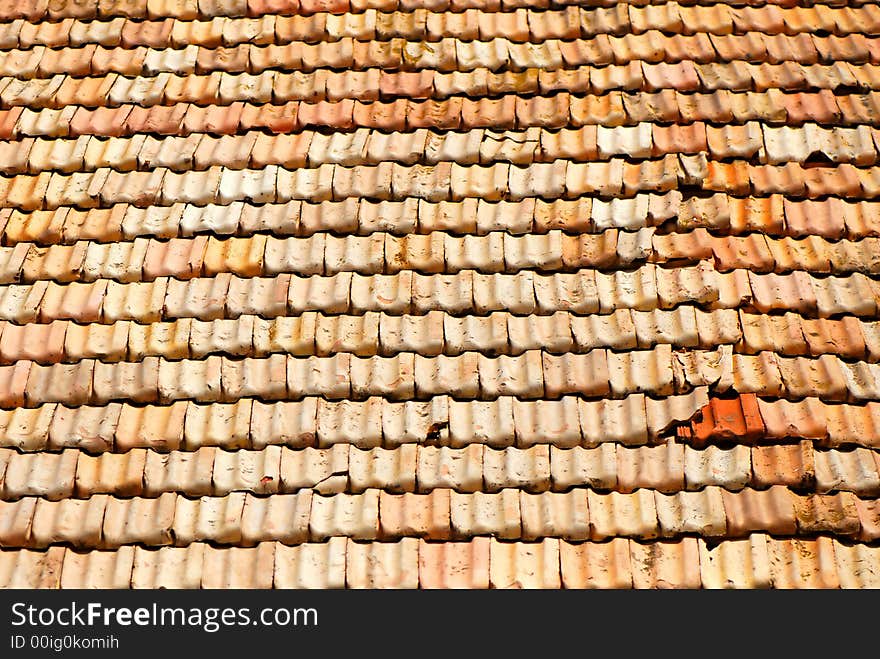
[4,0,880,588]
[697,533,771,588]
[768,536,840,589]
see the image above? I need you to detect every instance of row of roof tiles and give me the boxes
[3,92,878,140]
[1,196,679,243]
[4,534,878,589]
[0,347,682,404]
[4,61,880,104]
[3,440,880,499]
[0,394,878,452]
[3,195,880,245]
[0,311,870,372]
[2,124,879,174]
[3,0,878,21]
[11,160,880,210]
[3,346,880,406]
[3,231,880,285]
[0,485,875,548]
[0,267,871,326]
[5,5,880,47]
[0,391,708,452]
[0,307,874,365]
[4,33,880,81]
[0,390,878,450]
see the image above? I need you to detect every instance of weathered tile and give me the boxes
[489,538,560,589]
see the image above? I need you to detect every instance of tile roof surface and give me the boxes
[1,0,880,590]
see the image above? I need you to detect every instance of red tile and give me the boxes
[687,395,765,446]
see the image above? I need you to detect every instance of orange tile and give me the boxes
[405,98,461,130]
[688,394,766,446]
[652,122,707,156]
[0,107,23,140]
[418,537,489,588]
[784,90,841,124]
[794,492,861,537]
[569,93,626,127]
[378,70,433,99]
[643,61,700,92]
[352,99,407,131]
[248,0,299,15]
[461,96,516,131]
[120,16,172,47]
[515,94,570,130]
[721,487,797,537]
[0,361,31,408]
[0,320,66,364]
[182,102,243,136]
[124,104,186,136]
[752,443,815,489]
